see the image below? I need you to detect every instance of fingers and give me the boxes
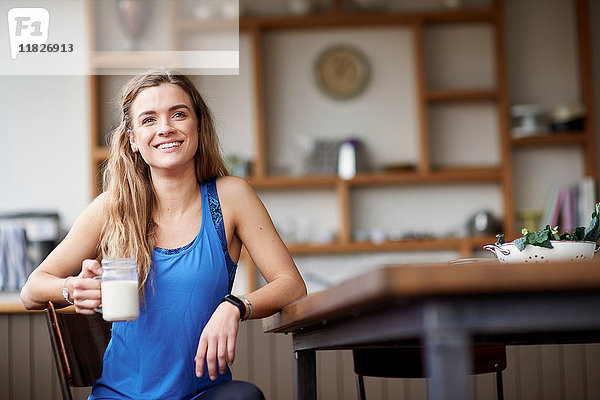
[206,339,218,380]
[74,306,96,315]
[217,336,228,376]
[227,333,236,366]
[71,270,102,314]
[195,333,236,380]
[72,276,101,291]
[195,335,222,381]
[72,287,101,313]
[195,303,240,380]
[195,337,208,379]
[80,259,102,279]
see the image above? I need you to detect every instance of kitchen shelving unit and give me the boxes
[87,0,596,260]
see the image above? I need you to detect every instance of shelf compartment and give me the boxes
[510,132,587,147]
[237,9,494,31]
[287,235,497,255]
[425,88,497,103]
[423,23,496,92]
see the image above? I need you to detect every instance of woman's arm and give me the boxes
[195,176,306,380]
[219,176,307,315]
[20,194,106,310]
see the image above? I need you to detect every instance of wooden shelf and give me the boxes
[249,175,337,189]
[90,51,174,70]
[86,156,501,189]
[177,18,239,33]
[168,9,496,34]
[425,88,497,103]
[351,168,502,185]
[234,8,495,31]
[92,147,109,161]
[249,168,502,190]
[287,235,497,255]
[510,132,587,147]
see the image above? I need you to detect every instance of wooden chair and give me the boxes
[353,345,506,400]
[45,301,112,400]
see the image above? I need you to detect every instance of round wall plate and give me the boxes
[314,45,371,100]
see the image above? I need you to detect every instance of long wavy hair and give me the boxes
[99,69,229,299]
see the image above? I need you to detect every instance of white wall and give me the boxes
[0,75,90,230]
[505,0,580,108]
[263,27,419,174]
[196,35,256,161]
[0,0,90,230]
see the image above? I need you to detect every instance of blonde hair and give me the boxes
[99,69,229,299]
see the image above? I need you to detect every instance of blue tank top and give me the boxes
[90,178,238,400]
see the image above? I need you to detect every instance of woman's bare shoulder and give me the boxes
[84,192,108,219]
[214,176,263,220]
[68,192,108,235]
[215,176,255,200]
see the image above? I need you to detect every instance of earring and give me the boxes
[131,144,138,152]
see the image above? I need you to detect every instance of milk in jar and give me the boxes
[99,258,139,322]
[101,280,139,321]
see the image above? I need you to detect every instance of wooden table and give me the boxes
[263,261,600,400]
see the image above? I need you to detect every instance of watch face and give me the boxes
[314,45,370,100]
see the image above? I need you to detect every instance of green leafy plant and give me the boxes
[495,203,600,251]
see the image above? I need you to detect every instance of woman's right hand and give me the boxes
[70,259,103,315]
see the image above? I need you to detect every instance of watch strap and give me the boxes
[221,294,246,321]
[238,295,252,321]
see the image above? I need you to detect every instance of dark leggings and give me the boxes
[198,381,265,400]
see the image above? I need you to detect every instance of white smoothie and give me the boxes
[101,280,139,321]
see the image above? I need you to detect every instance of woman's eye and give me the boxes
[173,111,185,119]
[142,117,155,125]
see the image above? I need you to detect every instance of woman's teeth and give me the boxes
[157,142,182,149]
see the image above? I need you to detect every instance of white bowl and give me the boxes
[483,241,598,263]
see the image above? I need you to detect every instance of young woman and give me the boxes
[20,69,306,399]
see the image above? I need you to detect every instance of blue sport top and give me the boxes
[90,177,238,400]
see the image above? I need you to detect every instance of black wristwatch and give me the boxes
[220,294,246,321]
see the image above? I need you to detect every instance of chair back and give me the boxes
[45,301,112,399]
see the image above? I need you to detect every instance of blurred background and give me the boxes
[2,1,600,399]
[1,0,599,294]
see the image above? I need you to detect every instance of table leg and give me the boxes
[295,349,317,400]
[424,323,472,400]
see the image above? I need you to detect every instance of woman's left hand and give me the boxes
[194,301,240,381]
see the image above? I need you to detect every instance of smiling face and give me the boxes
[128,83,199,174]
